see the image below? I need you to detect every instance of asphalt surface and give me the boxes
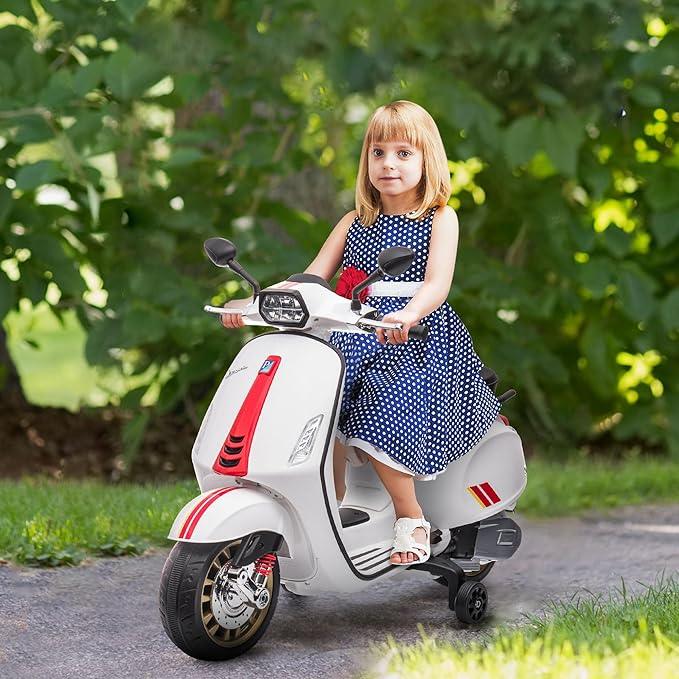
[1,503,678,679]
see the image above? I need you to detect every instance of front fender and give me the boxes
[168,486,294,552]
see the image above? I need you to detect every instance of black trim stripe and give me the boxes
[280,330,397,581]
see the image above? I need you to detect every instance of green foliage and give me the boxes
[370,576,679,678]
[0,0,678,457]
[0,478,196,565]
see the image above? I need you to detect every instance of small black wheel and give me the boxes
[159,539,279,660]
[454,581,488,624]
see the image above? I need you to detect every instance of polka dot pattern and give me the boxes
[329,208,502,476]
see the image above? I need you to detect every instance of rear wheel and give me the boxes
[454,581,488,624]
[159,539,279,660]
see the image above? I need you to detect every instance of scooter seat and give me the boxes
[480,366,498,392]
[286,273,333,290]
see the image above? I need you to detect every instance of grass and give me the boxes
[0,455,677,567]
[368,576,679,678]
[518,455,679,517]
[0,478,197,566]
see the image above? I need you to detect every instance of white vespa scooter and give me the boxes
[159,237,527,660]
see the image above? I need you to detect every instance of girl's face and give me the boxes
[367,139,423,201]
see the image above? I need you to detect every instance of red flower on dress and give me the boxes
[335,266,369,303]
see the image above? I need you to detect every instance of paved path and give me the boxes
[1,504,678,679]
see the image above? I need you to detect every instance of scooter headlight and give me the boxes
[259,291,309,328]
[289,414,324,465]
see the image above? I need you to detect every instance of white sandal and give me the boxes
[390,516,431,566]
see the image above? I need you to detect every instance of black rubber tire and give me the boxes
[454,581,488,624]
[159,540,279,660]
[434,560,494,587]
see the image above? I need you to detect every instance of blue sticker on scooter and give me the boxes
[259,359,275,374]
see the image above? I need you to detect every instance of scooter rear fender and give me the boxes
[168,486,295,556]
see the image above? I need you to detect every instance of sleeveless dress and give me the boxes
[329,208,501,480]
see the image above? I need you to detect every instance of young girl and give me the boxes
[222,100,501,567]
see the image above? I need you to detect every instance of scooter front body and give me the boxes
[186,329,374,590]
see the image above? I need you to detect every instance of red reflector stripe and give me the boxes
[179,487,238,539]
[469,485,492,507]
[480,482,501,504]
[499,414,510,426]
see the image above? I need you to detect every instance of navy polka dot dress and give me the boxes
[329,208,502,480]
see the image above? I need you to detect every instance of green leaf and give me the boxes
[1,0,32,17]
[535,84,567,107]
[121,410,150,467]
[576,256,616,299]
[121,307,166,345]
[579,319,617,398]
[0,270,16,319]
[650,209,679,247]
[22,270,48,304]
[629,84,662,107]
[13,115,53,144]
[165,147,205,167]
[104,45,165,100]
[85,318,122,365]
[72,58,105,97]
[643,167,679,212]
[617,265,657,323]
[601,226,631,259]
[14,161,62,191]
[120,385,149,409]
[0,185,11,229]
[116,0,147,22]
[541,111,583,176]
[23,232,85,297]
[659,289,679,333]
[503,116,540,166]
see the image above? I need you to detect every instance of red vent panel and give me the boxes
[212,355,281,477]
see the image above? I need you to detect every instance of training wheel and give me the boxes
[454,581,488,624]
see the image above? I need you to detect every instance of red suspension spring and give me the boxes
[253,553,277,577]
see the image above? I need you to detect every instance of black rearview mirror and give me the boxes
[204,238,237,268]
[377,247,414,277]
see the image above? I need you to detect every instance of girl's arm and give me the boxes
[404,206,459,319]
[304,210,356,282]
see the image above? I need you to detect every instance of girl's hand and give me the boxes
[376,309,421,345]
[220,297,252,329]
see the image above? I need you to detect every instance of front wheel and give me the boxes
[159,539,279,660]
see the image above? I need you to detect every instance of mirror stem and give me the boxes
[229,259,261,299]
[351,270,383,312]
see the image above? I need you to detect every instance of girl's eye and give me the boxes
[372,149,383,157]
[398,150,412,158]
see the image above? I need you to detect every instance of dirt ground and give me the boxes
[0,399,196,481]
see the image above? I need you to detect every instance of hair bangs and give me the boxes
[366,106,424,150]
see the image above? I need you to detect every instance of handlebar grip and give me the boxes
[409,324,429,342]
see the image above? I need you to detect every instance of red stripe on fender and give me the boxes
[480,482,501,504]
[470,485,492,507]
[179,487,238,539]
[213,355,282,477]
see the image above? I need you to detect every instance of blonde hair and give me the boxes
[355,100,451,226]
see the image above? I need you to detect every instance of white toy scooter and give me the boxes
[159,237,527,661]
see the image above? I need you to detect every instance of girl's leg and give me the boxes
[369,457,427,564]
[333,438,347,502]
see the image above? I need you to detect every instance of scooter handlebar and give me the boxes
[357,316,429,342]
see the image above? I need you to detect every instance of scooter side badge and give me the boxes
[467,482,502,508]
